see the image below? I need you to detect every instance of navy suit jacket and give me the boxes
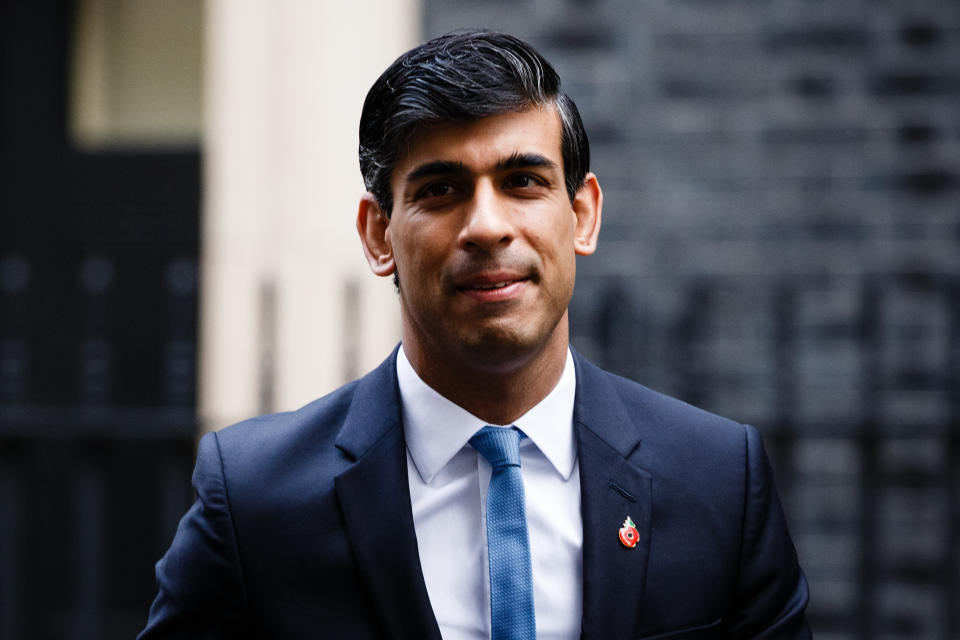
[140,348,810,639]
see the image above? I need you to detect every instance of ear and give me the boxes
[572,172,603,256]
[357,193,396,277]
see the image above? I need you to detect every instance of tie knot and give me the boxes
[470,426,523,469]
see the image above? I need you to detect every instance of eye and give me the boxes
[417,181,457,200]
[503,173,544,189]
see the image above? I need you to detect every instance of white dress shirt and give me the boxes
[398,345,582,640]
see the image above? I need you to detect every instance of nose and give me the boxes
[457,180,514,252]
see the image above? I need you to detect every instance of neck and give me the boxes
[402,322,570,426]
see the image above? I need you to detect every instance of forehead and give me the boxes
[392,107,563,181]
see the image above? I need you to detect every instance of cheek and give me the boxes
[557,251,577,287]
[392,228,447,280]
[546,232,579,291]
[533,220,577,269]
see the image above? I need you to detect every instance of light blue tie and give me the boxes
[470,426,536,640]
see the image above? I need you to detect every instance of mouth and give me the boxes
[466,280,521,290]
[455,272,531,302]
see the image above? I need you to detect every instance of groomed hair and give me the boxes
[359,29,590,216]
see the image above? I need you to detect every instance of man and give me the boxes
[140,30,811,639]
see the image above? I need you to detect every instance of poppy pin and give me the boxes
[619,516,639,549]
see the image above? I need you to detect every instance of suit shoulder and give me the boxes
[600,363,744,433]
[212,378,360,465]
[574,354,750,471]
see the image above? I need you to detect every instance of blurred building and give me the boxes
[1,1,958,639]
[1,1,410,638]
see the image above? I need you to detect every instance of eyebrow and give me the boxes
[405,160,467,183]
[496,152,557,172]
[403,152,559,183]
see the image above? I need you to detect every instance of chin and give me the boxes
[455,324,553,372]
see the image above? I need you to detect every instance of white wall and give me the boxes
[201,0,418,431]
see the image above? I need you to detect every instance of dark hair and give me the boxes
[359,29,590,215]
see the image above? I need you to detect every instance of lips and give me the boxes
[467,280,519,290]
[454,271,530,301]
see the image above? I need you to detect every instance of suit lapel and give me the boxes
[333,349,442,640]
[574,352,653,639]
[331,348,655,639]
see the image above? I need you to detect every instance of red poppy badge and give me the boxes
[619,516,639,549]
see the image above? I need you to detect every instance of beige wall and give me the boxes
[201,1,417,431]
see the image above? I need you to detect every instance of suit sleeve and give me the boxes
[138,431,248,639]
[726,425,812,639]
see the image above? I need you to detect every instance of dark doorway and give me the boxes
[1,2,199,638]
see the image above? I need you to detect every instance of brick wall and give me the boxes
[425,2,960,638]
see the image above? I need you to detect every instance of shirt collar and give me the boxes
[398,345,578,484]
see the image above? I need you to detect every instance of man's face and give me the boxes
[362,106,601,374]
